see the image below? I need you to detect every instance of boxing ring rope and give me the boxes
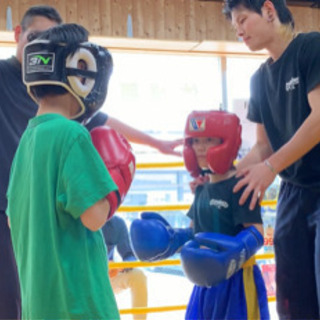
[117,200,277,213]
[109,250,276,316]
[109,252,275,270]
[136,161,186,169]
[113,162,277,317]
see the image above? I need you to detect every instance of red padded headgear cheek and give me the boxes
[183,144,201,178]
[207,144,233,175]
[206,128,242,175]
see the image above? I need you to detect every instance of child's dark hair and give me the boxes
[30,24,89,99]
[21,5,62,32]
[35,23,89,45]
[223,0,294,29]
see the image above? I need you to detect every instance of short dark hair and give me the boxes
[30,23,89,99]
[35,23,89,45]
[223,0,294,29]
[21,5,63,32]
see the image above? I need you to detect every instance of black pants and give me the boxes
[0,212,21,319]
[275,181,320,320]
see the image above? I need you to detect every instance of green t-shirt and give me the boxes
[7,114,120,319]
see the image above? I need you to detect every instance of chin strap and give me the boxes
[201,169,213,176]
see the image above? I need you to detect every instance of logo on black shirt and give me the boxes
[209,198,229,209]
[286,77,299,92]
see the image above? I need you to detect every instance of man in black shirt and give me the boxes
[224,1,320,319]
[0,7,62,318]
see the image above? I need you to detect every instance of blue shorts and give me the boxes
[275,181,320,319]
[0,212,21,319]
[185,264,269,320]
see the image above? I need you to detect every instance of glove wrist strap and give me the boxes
[106,191,120,220]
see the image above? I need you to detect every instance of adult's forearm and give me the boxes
[106,116,153,145]
[236,142,273,171]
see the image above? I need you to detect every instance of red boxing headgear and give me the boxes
[183,110,241,177]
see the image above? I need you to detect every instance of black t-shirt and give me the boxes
[85,112,108,131]
[0,57,38,211]
[248,32,320,188]
[187,176,262,235]
[0,55,109,211]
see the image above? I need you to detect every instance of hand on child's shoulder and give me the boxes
[189,175,209,194]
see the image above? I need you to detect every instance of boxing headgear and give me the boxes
[183,110,241,177]
[23,39,113,123]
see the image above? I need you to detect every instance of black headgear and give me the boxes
[23,39,113,123]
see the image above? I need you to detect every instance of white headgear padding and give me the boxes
[66,47,97,98]
[23,39,113,123]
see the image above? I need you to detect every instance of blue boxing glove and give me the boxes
[180,226,263,288]
[130,212,193,261]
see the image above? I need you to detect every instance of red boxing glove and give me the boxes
[90,126,136,219]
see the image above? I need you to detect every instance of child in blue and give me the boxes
[130,110,269,319]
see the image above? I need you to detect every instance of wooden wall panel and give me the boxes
[141,0,155,38]
[164,0,176,39]
[88,0,102,34]
[291,6,319,33]
[0,3,7,30]
[100,0,112,36]
[174,0,186,40]
[206,2,219,40]
[154,0,165,39]
[0,0,319,42]
[65,1,78,25]
[51,0,66,23]
[111,0,126,37]
[185,0,196,41]
[76,0,89,29]
[194,1,207,40]
[131,0,144,38]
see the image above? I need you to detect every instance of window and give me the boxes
[227,56,265,157]
[104,52,222,163]
[0,46,15,59]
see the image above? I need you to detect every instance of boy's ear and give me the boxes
[14,25,21,43]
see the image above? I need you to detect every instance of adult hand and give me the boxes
[156,138,183,156]
[189,175,209,194]
[233,161,277,210]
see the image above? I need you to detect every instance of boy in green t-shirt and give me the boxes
[6,23,123,319]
